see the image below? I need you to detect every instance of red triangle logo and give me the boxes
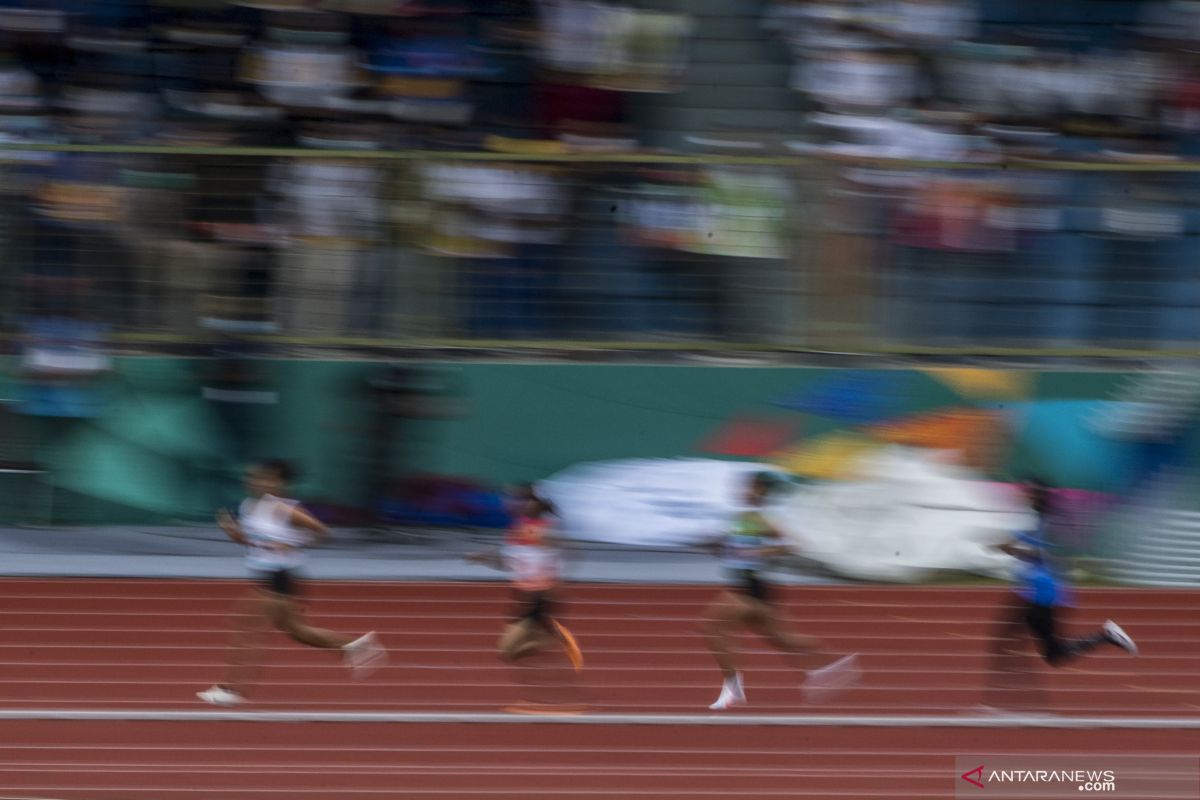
[961,765,985,788]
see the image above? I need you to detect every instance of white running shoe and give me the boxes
[708,673,747,711]
[804,654,861,703]
[343,631,387,678]
[197,685,244,706]
[1103,620,1139,655]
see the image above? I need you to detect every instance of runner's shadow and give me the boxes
[511,649,589,711]
[983,633,1051,713]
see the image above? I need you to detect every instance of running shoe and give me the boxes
[803,654,861,704]
[709,673,747,711]
[197,685,244,706]
[551,620,584,672]
[343,631,388,678]
[1103,620,1139,655]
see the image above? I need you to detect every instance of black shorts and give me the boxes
[257,569,300,597]
[511,589,555,628]
[729,569,772,604]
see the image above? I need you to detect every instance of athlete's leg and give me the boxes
[263,592,355,649]
[1025,603,1109,666]
[700,591,760,710]
[988,593,1030,673]
[219,590,274,697]
[547,617,584,671]
[980,594,1049,712]
[701,590,756,680]
[745,595,859,702]
[746,601,831,672]
[498,619,551,663]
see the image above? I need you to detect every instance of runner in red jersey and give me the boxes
[469,490,584,711]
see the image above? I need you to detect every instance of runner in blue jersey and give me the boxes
[990,478,1138,673]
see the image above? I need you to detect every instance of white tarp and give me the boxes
[538,458,772,548]
[539,451,1025,581]
[769,447,1025,582]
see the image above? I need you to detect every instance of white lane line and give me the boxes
[0,709,1196,727]
[2,746,1189,757]
[0,789,953,797]
[0,678,1178,690]
[0,662,1178,675]
[0,765,972,776]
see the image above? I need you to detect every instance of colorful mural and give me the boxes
[7,358,1199,527]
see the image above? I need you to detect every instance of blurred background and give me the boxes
[8,0,1200,351]
[2,0,1200,587]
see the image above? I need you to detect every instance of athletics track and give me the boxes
[0,579,1195,799]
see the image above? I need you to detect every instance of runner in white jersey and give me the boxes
[197,459,386,706]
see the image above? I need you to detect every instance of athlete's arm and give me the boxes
[541,530,564,562]
[216,508,247,546]
[289,505,330,545]
[994,539,1037,562]
[466,549,505,569]
[544,526,579,580]
[758,519,792,558]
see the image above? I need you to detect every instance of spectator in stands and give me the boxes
[26,113,135,326]
[420,155,567,338]
[1159,49,1200,154]
[13,311,110,468]
[17,311,109,413]
[620,166,719,338]
[269,118,391,337]
[1141,0,1200,43]
[241,10,363,110]
[890,169,1015,344]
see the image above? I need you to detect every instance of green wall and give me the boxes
[2,358,1142,524]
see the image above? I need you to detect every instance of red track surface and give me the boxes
[0,579,1195,799]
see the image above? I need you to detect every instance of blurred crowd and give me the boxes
[0,0,693,150]
[5,0,1200,158]
[0,0,740,347]
[771,0,1200,159]
[6,1,1200,354]
[768,0,1200,347]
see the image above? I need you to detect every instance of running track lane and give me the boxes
[0,580,1191,715]
[0,721,1194,799]
[0,579,1195,798]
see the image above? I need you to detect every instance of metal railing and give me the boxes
[5,143,1200,357]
